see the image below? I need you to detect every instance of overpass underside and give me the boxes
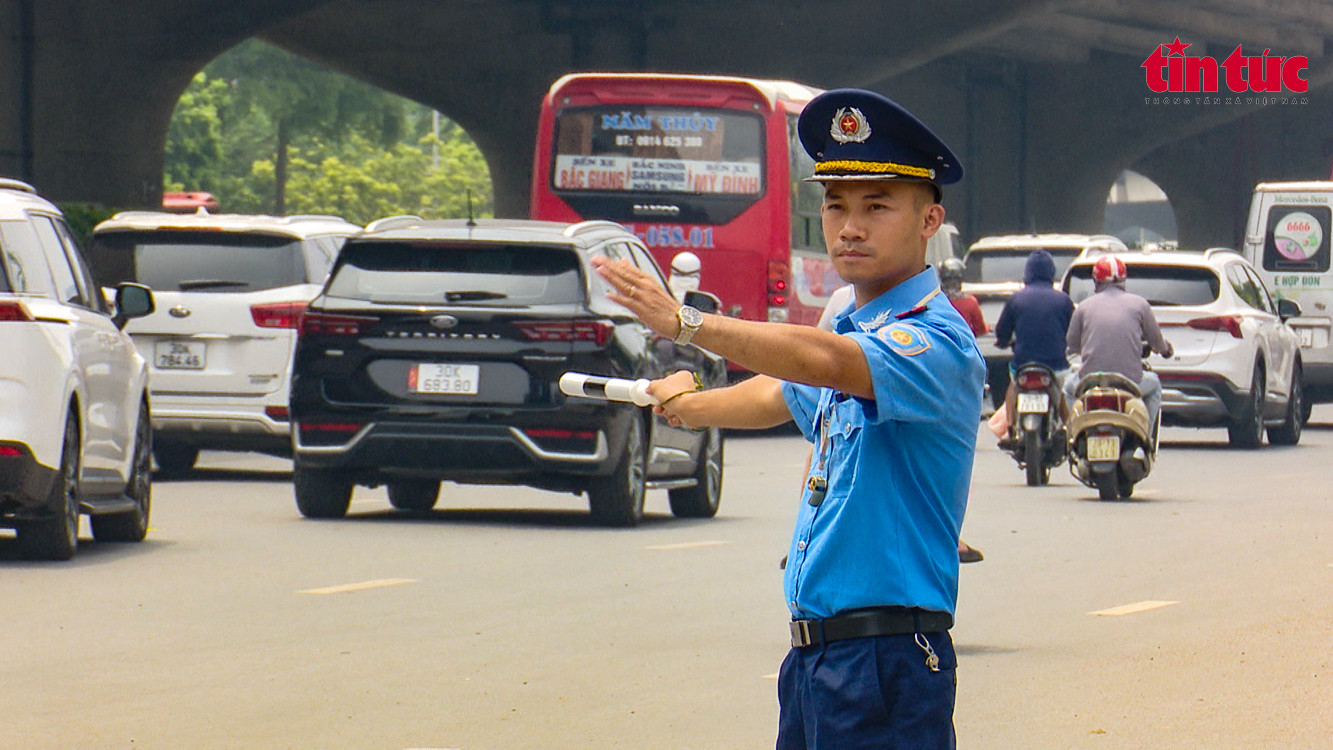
[1,0,1330,248]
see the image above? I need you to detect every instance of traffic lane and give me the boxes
[955,411,1333,749]
[0,436,807,750]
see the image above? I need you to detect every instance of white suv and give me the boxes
[0,179,156,559]
[1062,248,1303,448]
[87,211,360,475]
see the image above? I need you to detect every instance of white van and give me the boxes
[1243,181,1333,409]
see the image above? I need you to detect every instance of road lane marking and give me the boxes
[298,578,419,595]
[1088,600,1178,616]
[644,540,730,551]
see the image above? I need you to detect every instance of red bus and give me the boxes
[531,73,845,332]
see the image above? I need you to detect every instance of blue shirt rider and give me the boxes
[994,249,1075,429]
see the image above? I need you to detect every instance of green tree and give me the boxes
[164,39,492,221]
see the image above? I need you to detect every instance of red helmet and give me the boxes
[1092,255,1128,284]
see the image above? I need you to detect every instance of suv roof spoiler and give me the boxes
[0,178,37,194]
[364,215,424,233]
[563,220,625,237]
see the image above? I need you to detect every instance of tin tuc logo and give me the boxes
[1142,36,1308,93]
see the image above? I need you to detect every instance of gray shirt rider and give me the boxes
[1066,284,1173,381]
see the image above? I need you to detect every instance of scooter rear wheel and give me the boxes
[1024,431,1048,486]
[1095,470,1118,500]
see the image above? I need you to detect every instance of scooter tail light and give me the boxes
[1017,371,1052,390]
[1084,392,1126,412]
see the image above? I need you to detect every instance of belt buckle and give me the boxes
[790,619,814,648]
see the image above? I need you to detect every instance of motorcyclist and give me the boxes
[667,251,702,302]
[1064,255,1174,428]
[939,257,987,336]
[993,249,1075,436]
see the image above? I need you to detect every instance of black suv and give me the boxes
[289,218,727,526]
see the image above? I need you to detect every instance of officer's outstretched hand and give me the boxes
[647,370,701,429]
[591,256,683,341]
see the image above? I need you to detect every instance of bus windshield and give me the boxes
[552,106,764,196]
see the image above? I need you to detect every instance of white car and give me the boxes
[87,211,361,475]
[1062,248,1303,448]
[0,179,156,559]
[963,233,1129,407]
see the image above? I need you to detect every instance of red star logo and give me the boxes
[840,115,858,134]
[1163,36,1190,56]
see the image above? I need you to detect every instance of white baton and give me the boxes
[558,372,659,407]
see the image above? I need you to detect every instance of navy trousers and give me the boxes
[776,631,957,750]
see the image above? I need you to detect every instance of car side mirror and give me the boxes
[1277,298,1301,321]
[682,290,720,315]
[114,283,155,329]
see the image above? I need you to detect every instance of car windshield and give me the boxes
[325,241,583,305]
[88,231,307,292]
[1064,263,1221,306]
[962,248,1082,284]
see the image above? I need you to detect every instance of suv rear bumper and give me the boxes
[1159,373,1248,425]
[294,420,616,485]
[0,446,56,512]
[149,394,291,449]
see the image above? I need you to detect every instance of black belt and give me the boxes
[790,607,953,649]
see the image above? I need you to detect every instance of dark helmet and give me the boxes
[939,257,965,286]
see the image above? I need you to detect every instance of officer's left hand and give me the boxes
[591,257,682,340]
[647,370,700,428]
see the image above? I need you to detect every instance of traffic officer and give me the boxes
[592,88,985,749]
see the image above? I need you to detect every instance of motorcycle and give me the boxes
[1066,370,1157,500]
[1001,363,1067,486]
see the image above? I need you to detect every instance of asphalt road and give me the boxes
[2,412,1331,749]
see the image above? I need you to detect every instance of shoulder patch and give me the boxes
[878,322,930,356]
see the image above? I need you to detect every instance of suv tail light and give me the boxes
[1187,315,1243,339]
[0,300,34,322]
[251,301,308,329]
[300,312,379,336]
[521,428,598,453]
[515,320,613,346]
[1017,370,1052,390]
[1084,392,1127,412]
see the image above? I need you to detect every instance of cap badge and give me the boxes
[830,107,871,144]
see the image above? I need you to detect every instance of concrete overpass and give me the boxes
[2,0,1331,246]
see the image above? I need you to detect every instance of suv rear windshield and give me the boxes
[325,242,583,305]
[1064,264,1220,306]
[89,231,309,292]
[963,248,1082,284]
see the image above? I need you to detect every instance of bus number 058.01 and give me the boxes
[635,225,714,249]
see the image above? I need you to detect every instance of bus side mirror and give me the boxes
[682,290,720,315]
[1277,298,1301,321]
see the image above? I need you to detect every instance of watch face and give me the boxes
[680,306,704,327]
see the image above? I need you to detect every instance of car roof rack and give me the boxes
[563,220,624,237]
[0,178,37,194]
[364,215,424,233]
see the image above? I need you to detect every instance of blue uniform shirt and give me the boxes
[781,267,985,619]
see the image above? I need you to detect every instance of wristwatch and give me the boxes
[674,305,704,345]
